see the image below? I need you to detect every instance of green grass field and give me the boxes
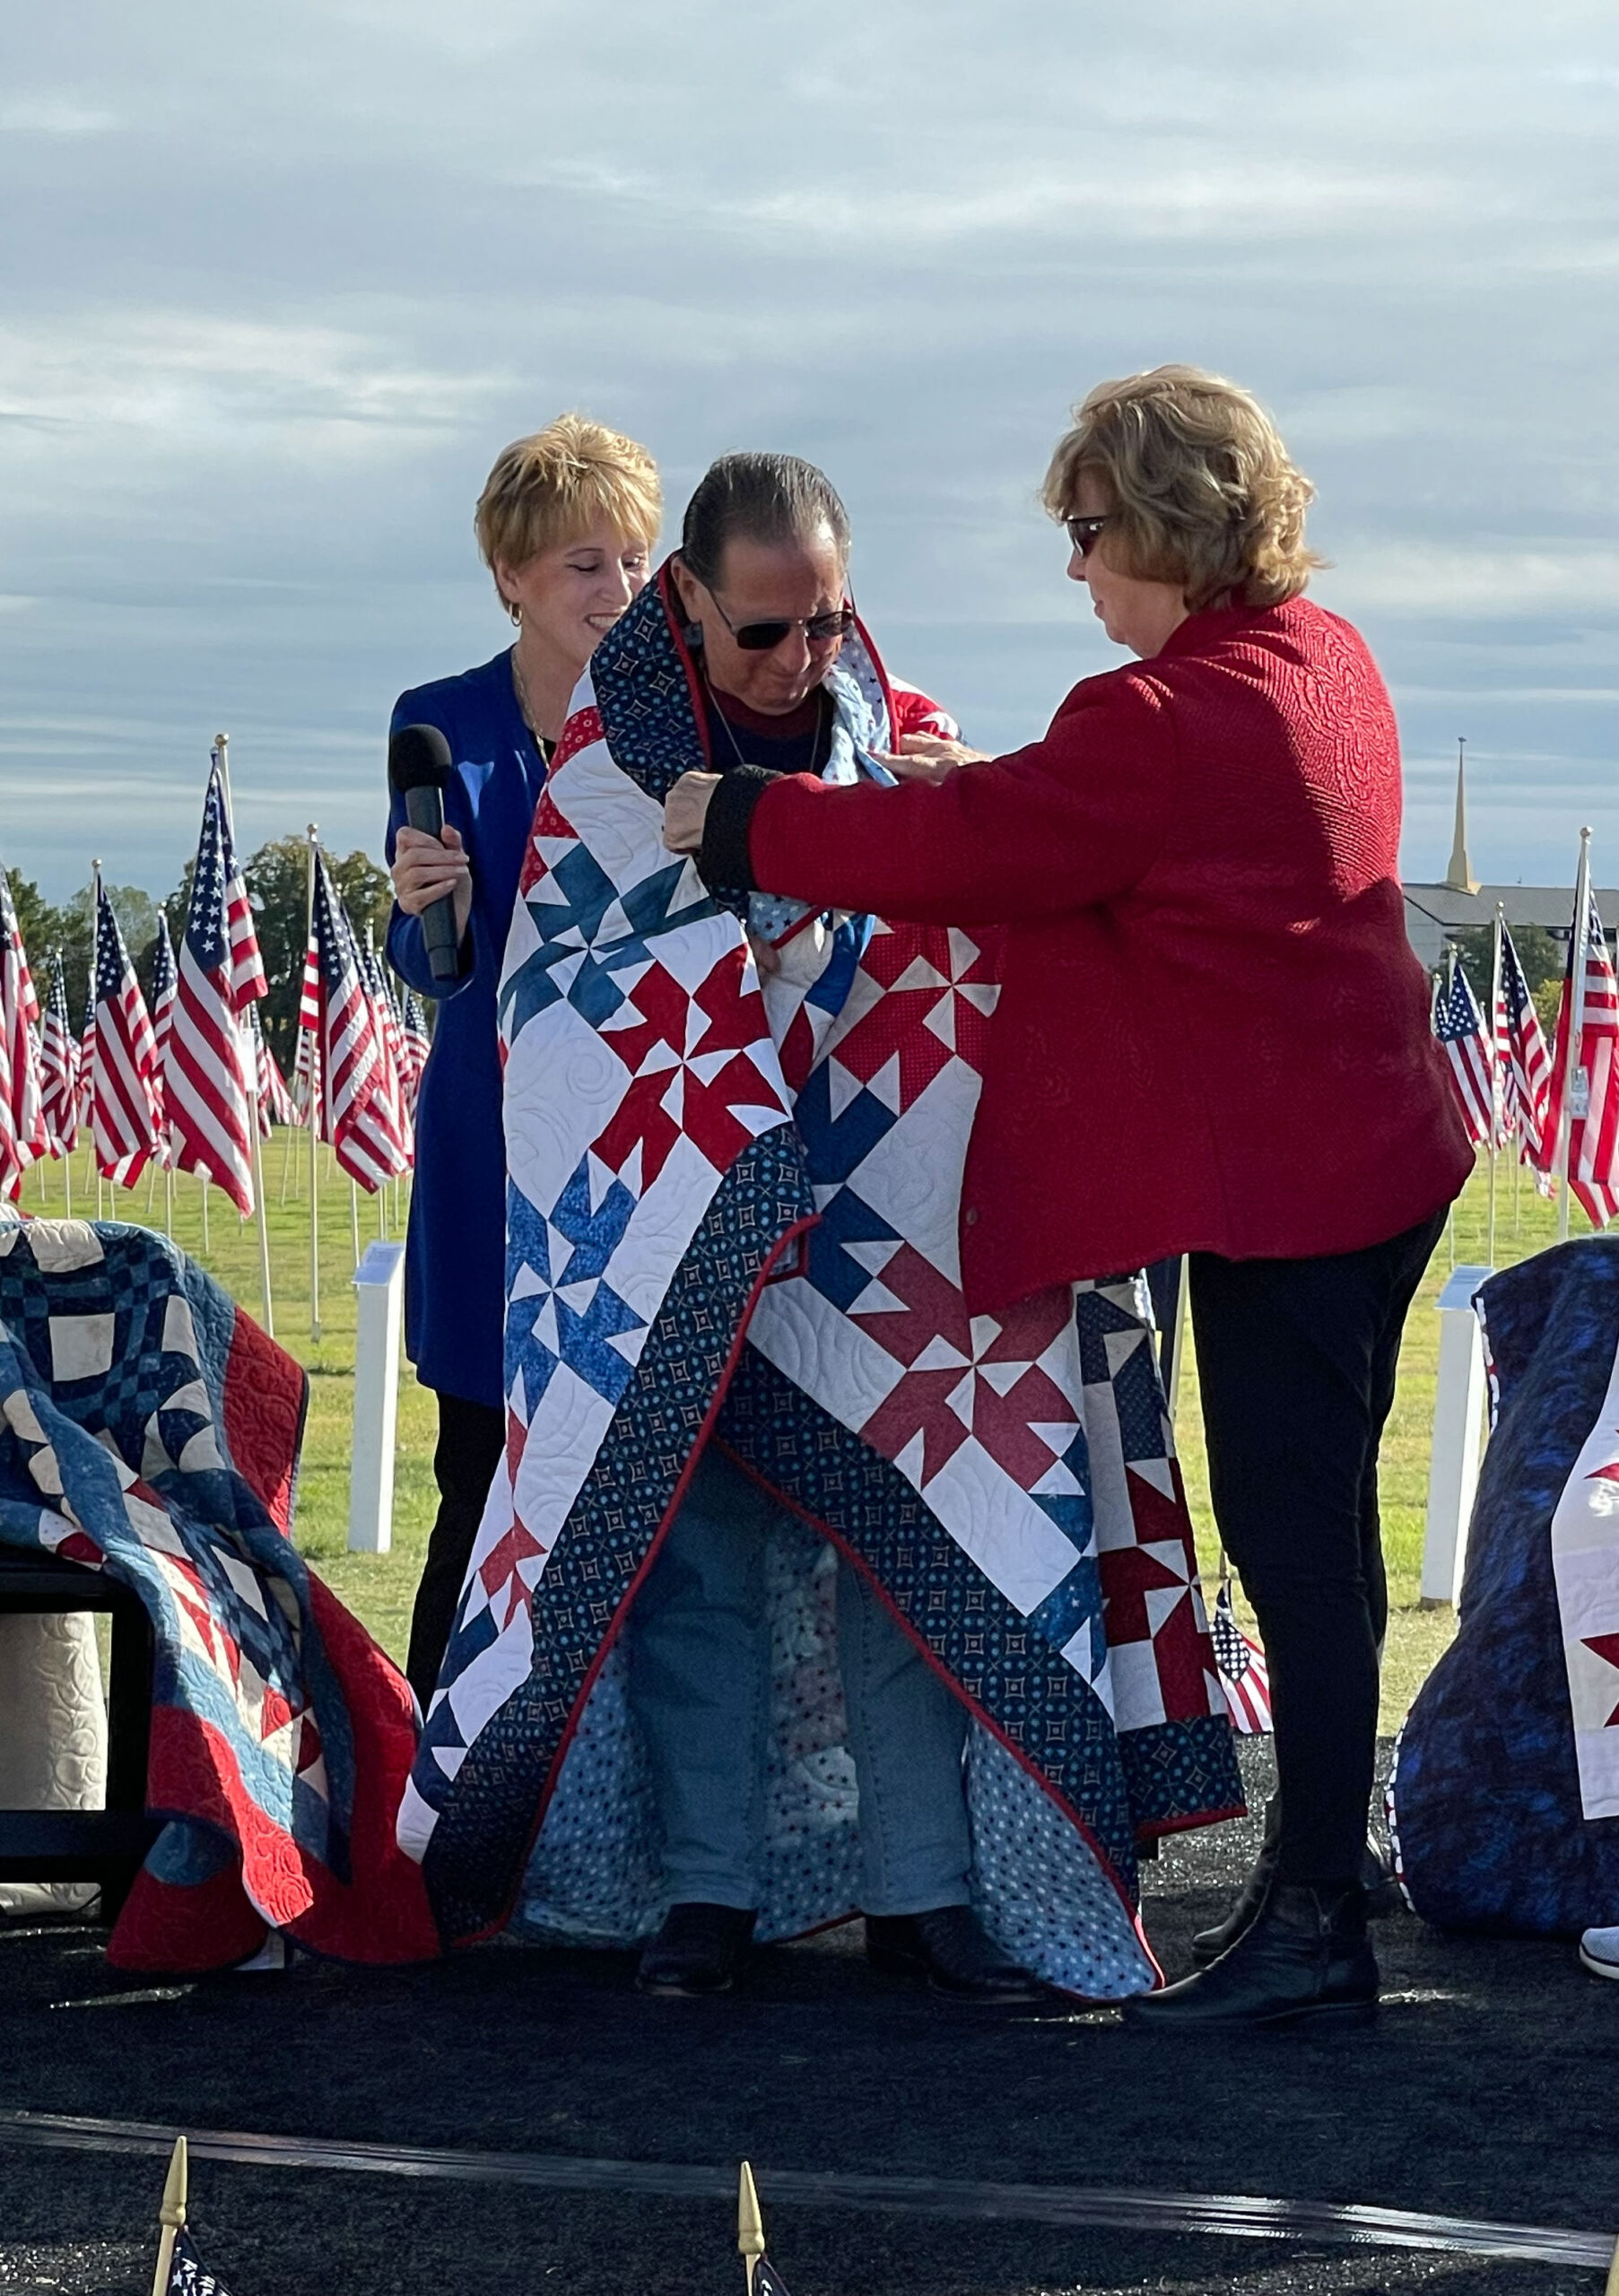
[16,1135,1594,1729]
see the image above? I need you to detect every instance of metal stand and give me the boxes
[1420,1264,1493,1608]
[348,1239,405,1554]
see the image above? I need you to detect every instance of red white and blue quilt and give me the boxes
[0,1213,435,1970]
[398,572,1241,1996]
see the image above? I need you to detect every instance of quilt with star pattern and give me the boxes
[397,572,1241,1997]
[1388,1237,1619,1934]
[0,1213,436,1970]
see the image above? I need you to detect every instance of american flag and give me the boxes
[752,2261,794,2296]
[90,879,164,1187]
[1546,889,1619,1228]
[309,850,410,1189]
[148,904,178,1166]
[1432,956,1493,1145]
[249,1001,299,1133]
[360,935,413,1166]
[150,904,178,1058]
[1498,921,1554,1167]
[1212,1578,1272,1735]
[400,990,431,1118]
[293,925,321,1126]
[77,977,96,1132]
[39,948,79,1156]
[164,2226,237,2296]
[162,761,269,1215]
[0,868,48,1201]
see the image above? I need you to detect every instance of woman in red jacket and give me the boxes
[664,366,1474,2031]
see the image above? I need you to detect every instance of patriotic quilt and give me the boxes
[398,572,1240,1997]
[0,1212,436,1970]
[1388,1237,1619,1933]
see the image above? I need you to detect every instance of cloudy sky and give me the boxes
[2,0,1616,902]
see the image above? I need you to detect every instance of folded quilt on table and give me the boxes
[0,1212,436,1970]
[1388,1236,1619,1935]
[399,575,1242,1999]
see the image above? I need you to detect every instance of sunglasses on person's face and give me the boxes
[1066,514,1115,558]
[709,594,857,652]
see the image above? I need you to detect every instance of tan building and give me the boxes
[1403,749,1615,973]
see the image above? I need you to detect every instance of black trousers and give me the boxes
[1188,1209,1448,1887]
[405,1391,505,1710]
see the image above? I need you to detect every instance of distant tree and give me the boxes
[1446,921,1565,997]
[1534,976,1563,1042]
[54,882,159,1022]
[3,869,62,976]
[243,838,392,1066]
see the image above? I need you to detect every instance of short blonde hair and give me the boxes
[1041,365,1325,611]
[474,414,661,604]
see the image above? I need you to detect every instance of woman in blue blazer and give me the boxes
[386,414,661,1705]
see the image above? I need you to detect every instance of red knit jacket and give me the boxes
[731,596,1473,1313]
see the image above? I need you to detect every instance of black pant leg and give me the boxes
[405,1391,505,1709]
[1357,1216,1440,1654]
[1188,1213,1444,1885]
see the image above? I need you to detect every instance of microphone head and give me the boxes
[388,722,453,794]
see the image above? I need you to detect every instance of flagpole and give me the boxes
[307,827,322,1340]
[1555,828,1593,1243]
[1487,904,1503,1267]
[216,733,275,1335]
[350,1176,361,1268]
[199,1173,210,1253]
[149,2135,187,2296]
[738,2161,765,2295]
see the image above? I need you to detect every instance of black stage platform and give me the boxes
[3,1744,1616,2296]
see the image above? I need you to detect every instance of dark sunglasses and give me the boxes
[1065,513,1115,558]
[709,591,857,653]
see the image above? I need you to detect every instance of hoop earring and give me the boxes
[507,599,521,628]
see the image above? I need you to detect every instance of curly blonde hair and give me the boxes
[474,414,661,608]
[1041,366,1325,611]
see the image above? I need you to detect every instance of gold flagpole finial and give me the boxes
[738,2160,766,2284]
[150,2136,187,2296]
[159,2135,187,2226]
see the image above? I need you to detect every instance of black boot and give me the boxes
[1191,1800,1400,1968]
[1127,1882,1377,2031]
[635,1903,755,1997]
[866,1908,1047,2005]
[1190,1796,1282,1967]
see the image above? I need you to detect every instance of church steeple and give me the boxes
[1445,736,1479,895]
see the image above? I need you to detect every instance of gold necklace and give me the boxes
[509,647,549,747]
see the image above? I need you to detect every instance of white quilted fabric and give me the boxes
[0,1610,109,1917]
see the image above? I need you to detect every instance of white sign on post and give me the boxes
[349,1239,406,1555]
[1420,1264,1493,1609]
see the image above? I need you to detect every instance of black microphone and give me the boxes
[387,723,462,984]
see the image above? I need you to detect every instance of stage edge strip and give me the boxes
[0,2110,1612,2272]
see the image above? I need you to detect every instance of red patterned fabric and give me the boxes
[746,596,1474,1309]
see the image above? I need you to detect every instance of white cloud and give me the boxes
[1,0,1617,899]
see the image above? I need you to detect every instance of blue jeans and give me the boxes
[625,1445,971,1915]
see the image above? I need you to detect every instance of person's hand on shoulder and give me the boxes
[663,771,722,853]
[392,825,474,944]
[881,734,990,786]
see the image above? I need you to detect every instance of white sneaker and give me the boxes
[1578,1926,1619,1979]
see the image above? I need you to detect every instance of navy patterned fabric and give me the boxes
[1389,1237,1619,1934]
[716,1344,1139,1892]
[421,1127,814,1940]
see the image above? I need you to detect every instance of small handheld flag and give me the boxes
[150,2135,239,2296]
[1212,1578,1272,1735]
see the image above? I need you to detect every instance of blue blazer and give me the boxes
[386,649,549,1407]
